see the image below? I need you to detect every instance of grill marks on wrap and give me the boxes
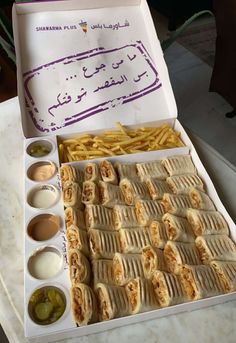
[163,213,195,243]
[164,273,183,300]
[187,209,229,236]
[161,155,197,176]
[189,187,215,211]
[164,241,201,274]
[113,205,140,229]
[60,156,234,326]
[148,220,168,249]
[99,181,125,208]
[166,174,204,195]
[120,227,151,253]
[120,178,150,205]
[85,205,114,230]
[136,161,168,181]
[142,246,167,278]
[211,261,236,292]
[95,283,130,321]
[113,253,145,286]
[180,265,223,300]
[135,199,165,226]
[92,259,114,286]
[162,193,192,216]
[89,229,121,259]
[195,235,236,263]
[151,271,186,307]
[145,178,172,200]
[125,277,159,314]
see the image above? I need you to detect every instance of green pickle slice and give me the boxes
[35,302,53,321]
[29,288,45,304]
[30,287,66,325]
[49,307,65,323]
[48,289,58,307]
[55,293,65,308]
[30,145,50,157]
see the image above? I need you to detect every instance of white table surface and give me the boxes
[0,97,236,343]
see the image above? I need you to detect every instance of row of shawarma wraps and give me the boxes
[59,155,236,326]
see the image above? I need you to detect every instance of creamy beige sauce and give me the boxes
[28,249,62,279]
[29,188,57,208]
[28,162,56,181]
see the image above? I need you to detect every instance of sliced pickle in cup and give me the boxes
[28,286,66,325]
[35,302,54,321]
[27,140,53,158]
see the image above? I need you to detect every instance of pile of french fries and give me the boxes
[58,122,184,163]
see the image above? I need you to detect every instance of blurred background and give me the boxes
[0,0,213,102]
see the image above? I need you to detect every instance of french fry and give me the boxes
[98,147,114,156]
[58,122,185,162]
[116,121,130,136]
[71,151,105,156]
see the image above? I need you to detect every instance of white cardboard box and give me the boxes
[12,1,236,342]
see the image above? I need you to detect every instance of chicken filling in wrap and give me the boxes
[70,253,86,283]
[113,257,123,284]
[97,288,110,320]
[121,183,133,205]
[143,248,156,276]
[82,183,95,203]
[72,287,85,323]
[66,228,80,249]
[126,280,138,312]
[181,268,197,299]
[196,240,209,263]
[164,245,178,273]
[89,233,100,256]
[152,274,169,307]
[164,219,177,240]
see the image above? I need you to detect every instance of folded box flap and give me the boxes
[13,0,177,138]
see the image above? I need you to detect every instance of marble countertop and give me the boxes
[0,97,236,343]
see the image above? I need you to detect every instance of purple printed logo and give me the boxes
[23,41,162,132]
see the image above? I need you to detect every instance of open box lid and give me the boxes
[13,0,177,138]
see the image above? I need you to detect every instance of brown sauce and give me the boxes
[28,214,60,241]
